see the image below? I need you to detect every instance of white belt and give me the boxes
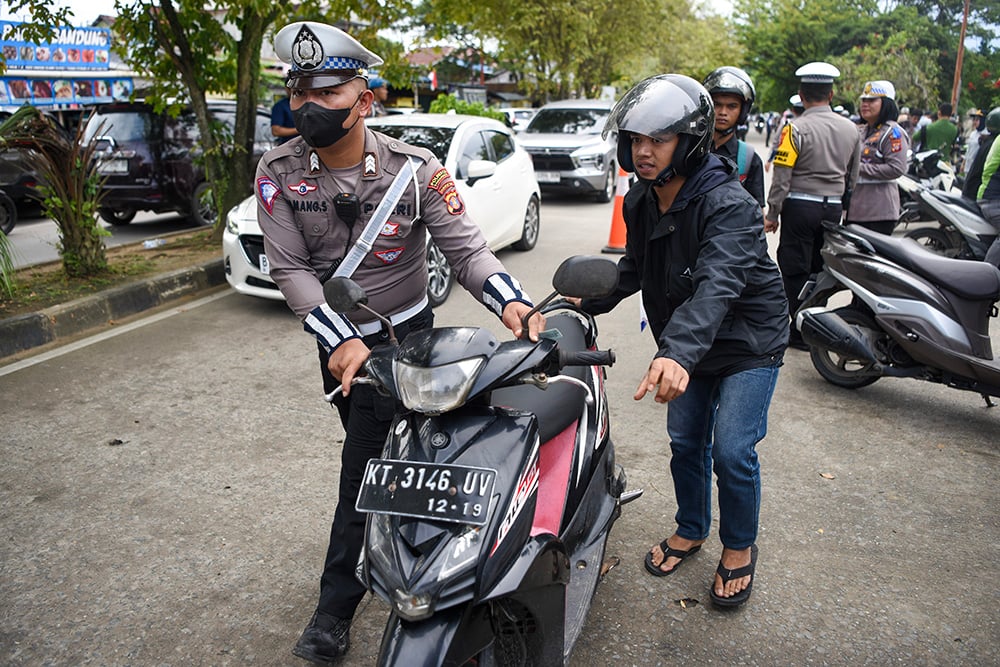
[787,191,842,204]
[356,295,429,336]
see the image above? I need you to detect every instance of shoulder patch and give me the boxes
[257,176,281,214]
[773,124,798,168]
[428,168,465,215]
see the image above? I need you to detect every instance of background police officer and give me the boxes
[765,62,860,349]
[255,21,544,665]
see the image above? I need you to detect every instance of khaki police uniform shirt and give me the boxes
[847,120,909,222]
[766,105,861,220]
[256,128,508,331]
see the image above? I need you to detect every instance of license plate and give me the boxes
[357,459,496,526]
[258,253,270,275]
[97,158,128,174]
[535,171,560,184]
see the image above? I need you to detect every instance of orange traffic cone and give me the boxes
[602,166,630,254]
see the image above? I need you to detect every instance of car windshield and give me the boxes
[84,111,154,143]
[525,109,608,135]
[371,124,454,162]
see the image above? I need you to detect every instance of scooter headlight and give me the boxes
[394,357,484,414]
[392,588,434,621]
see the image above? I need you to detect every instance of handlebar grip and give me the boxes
[560,349,615,367]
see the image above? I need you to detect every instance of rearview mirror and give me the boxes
[323,276,368,313]
[552,256,618,299]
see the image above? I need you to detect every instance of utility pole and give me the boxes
[950,0,970,111]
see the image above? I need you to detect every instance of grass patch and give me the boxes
[0,230,221,318]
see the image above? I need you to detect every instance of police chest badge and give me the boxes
[292,26,323,70]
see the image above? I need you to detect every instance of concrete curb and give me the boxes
[0,258,226,359]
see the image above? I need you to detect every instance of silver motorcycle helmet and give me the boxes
[703,66,756,126]
[604,74,714,184]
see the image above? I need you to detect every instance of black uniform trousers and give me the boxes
[314,304,434,619]
[776,198,843,318]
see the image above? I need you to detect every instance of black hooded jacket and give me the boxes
[583,154,788,376]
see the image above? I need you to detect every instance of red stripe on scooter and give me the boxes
[530,420,578,537]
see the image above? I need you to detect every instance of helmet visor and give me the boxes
[704,69,752,101]
[603,76,711,140]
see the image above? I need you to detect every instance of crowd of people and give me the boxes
[252,19,999,666]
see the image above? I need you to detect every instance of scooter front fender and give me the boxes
[377,603,492,667]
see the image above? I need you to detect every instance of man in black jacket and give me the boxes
[578,75,788,608]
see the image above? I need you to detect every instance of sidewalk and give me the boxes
[0,257,226,360]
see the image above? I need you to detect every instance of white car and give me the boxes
[498,107,537,132]
[222,113,541,306]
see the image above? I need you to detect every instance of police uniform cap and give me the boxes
[368,76,387,90]
[789,94,803,108]
[795,61,840,84]
[860,80,895,100]
[274,21,384,90]
[969,108,984,117]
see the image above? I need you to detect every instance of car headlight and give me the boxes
[225,206,241,235]
[573,150,606,169]
[394,357,484,414]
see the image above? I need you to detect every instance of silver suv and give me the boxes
[517,99,616,203]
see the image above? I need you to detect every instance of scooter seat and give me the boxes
[843,224,1000,301]
[490,313,589,444]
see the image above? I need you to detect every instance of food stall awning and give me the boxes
[1,68,136,108]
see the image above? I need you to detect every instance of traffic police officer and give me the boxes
[765,61,860,348]
[845,80,909,235]
[255,21,544,665]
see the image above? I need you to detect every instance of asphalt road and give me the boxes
[2,134,998,666]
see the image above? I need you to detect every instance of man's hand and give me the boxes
[327,338,370,397]
[634,357,689,404]
[764,216,779,233]
[502,302,545,341]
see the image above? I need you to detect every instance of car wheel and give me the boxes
[594,162,616,203]
[190,181,217,227]
[98,206,136,226]
[512,195,540,251]
[426,240,454,308]
[0,191,16,235]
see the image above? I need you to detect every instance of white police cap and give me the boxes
[860,80,896,100]
[789,94,803,107]
[274,21,384,89]
[795,61,840,84]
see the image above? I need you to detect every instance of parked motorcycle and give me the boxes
[323,255,642,666]
[795,223,1000,406]
[896,149,961,226]
[900,181,996,261]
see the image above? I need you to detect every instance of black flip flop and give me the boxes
[643,540,701,577]
[709,544,758,608]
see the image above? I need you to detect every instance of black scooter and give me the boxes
[795,223,1000,406]
[323,256,642,666]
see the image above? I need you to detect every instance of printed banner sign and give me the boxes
[1,20,112,71]
[0,77,132,107]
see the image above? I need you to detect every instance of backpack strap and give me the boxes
[736,140,750,182]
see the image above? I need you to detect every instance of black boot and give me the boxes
[292,611,351,665]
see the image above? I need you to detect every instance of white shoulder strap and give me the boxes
[334,157,419,279]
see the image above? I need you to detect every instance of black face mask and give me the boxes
[292,95,362,149]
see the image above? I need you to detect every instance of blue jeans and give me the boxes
[666,365,780,550]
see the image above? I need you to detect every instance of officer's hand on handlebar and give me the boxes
[502,302,545,342]
[635,357,689,404]
[328,338,371,397]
